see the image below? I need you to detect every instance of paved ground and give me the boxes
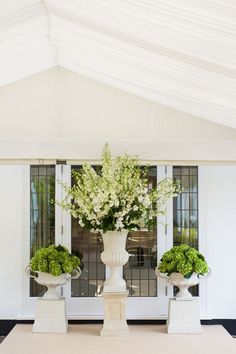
[0,324,235,354]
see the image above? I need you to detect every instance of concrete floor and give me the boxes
[0,324,235,354]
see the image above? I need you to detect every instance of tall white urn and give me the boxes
[101,230,129,293]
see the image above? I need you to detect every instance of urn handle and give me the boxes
[198,268,211,279]
[155,268,169,279]
[25,265,37,279]
[70,267,81,280]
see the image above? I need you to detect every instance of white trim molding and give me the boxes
[0,139,236,162]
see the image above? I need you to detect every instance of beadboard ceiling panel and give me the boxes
[0,67,235,162]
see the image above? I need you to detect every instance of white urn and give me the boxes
[25,266,81,300]
[156,270,200,301]
[101,229,129,293]
[167,272,200,300]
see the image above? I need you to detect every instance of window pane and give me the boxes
[190,193,198,210]
[125,167,157,297]
[173,166,198,296]
[182,168,190,176]
[181,193,189,210]
[189,167,197,176]
[71,166,105,298]
[190,176,198,192]
[30,165,55,297]
[182,210,190,228]
[181,176,190,192]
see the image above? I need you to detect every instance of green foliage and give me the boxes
[30,244,80,276]
[158,244,208,278]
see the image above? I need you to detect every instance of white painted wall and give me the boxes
[0,166,26,319]
[202,166,236,319]
[0,165,236,319]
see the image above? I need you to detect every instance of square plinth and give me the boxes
[167,298,202,334]
[100,291,129,337]
[33,298,68,333]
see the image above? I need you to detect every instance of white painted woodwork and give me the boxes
[201,166,236,319]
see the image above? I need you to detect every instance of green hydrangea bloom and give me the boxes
[49,260,62,276]
[158,244,208,278]
[30,244,80,276]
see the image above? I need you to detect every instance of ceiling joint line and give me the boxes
[42,0,58,65]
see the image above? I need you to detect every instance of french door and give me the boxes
[25,163,204,320]
[26,164,173,319]
[56,164,173,319]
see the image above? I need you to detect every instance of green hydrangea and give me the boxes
[158,244,208,278]
[30,244,80,276]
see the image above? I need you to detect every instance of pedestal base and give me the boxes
[100,291,129,337]
[33,298,68,333]
[167,298,202,334]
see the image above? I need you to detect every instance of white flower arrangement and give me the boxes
[57,145,182,233]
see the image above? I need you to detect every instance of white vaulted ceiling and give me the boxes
[0,0,236,129]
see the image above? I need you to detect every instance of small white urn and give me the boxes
[25,266,81,300]
[168,272,200,300]
[101,229,129,293]
[156,270,200,301]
